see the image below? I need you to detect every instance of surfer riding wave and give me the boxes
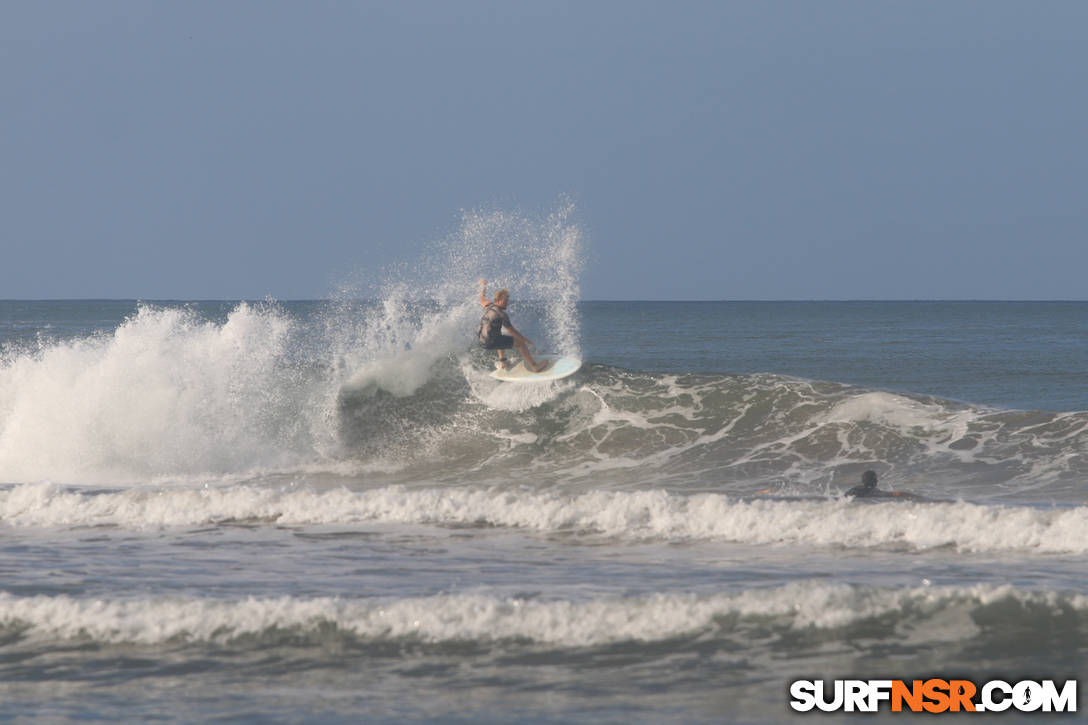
[478,279,545,372]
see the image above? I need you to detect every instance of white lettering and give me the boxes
[982,680,1012,712]
[844,680,868,712]
[868,680,893,711]
[1041,680,1077,712]
[1014,680,1044,712]
[789,680,816,712]
[816,680,844,712]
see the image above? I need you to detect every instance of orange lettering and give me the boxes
[922,679,951,713]
[892,680,924,712]
[949,680,977,712]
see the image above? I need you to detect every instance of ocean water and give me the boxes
[2,232,1087,722]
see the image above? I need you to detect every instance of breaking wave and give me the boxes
[3,483,1087,553]
[3,312,1088,499]
[0,205,1086,507]
[2,583,1086,649]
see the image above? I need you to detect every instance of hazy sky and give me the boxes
[3,1,1086,300]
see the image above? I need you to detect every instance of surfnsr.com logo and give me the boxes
[789,679,1077,713]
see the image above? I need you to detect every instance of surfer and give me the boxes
[478,279,545,372]
[844,470,927,501]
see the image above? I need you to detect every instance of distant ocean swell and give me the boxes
[3,484,1086,554]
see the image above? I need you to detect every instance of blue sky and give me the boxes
[3,1,1086,300]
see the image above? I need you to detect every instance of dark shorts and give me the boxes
[482,334,514,350]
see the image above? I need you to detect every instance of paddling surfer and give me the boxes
[844,470,927,501]
[478,279,546,372]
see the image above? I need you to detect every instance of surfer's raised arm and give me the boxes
[479,279,489,308]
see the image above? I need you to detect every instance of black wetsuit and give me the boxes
[845,483,886,498]
[845,481,927,501]
[478,303,514,350]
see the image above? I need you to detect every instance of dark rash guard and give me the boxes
[478,303,511,346]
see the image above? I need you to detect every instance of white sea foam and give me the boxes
[3,483,1086,554]
[457,357,569,412]
[0,205,586,486]
[824,392,975,434]
[2,582,1083,647]
[0,304,331,484]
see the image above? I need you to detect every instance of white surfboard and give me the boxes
[489,356,582,383]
